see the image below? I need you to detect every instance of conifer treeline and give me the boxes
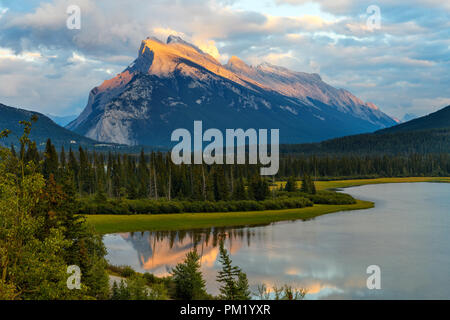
[278,153,450,178]
[19,139,450,200]
[29,139,267,201]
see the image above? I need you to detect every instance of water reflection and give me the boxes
[104,183,450,299]
[106,227,255,278]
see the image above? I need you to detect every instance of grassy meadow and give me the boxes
[86,177,450,234]
[275,177,450,191]
[86,200,373,234]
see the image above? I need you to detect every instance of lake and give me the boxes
[103,182,450,299]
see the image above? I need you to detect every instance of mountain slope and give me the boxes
[47,114,78,126]
[225,56,394,128]
[377,105,450,134]
[67,36,397,146]
[280,105,450,155]
[0,103,113,149]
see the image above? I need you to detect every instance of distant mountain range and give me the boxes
[401,113,417,122]
[67,35,397,146]
[281,105,450,154]
[46,114,78,127]
[378,105,450,134]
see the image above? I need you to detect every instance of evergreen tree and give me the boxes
[216,240,251,300]
[171,250,207,300]
[78,146,91,195]
[300,173,316,194]
[232,176,247,200]
[137,150,150,198]
[236,271,251,299]
[0,117,110,299]
[42,139,59,180]
[10,144,16,157]
[284,176,297,192]
[111,281,120,300]
[248,174,269,201]
[300,173,310,194]
[60,146,66,170]
[213,165,229,201]
[68,147,79,190]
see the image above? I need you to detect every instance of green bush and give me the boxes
[108,265,136,278]
[78,196,313,215]
[275,190,356,205]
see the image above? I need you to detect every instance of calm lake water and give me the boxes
[103,183,450,299]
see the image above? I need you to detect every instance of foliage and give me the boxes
[108,265,136,278]
[284,176,297,192]
[217,239,251,300]
[300,173,316,194]
[276,190,356,205]
[279,127,450,155]
[78,197,313,215]
[256,284,307,300]
[171,250,208,300]
[0,117,109,300]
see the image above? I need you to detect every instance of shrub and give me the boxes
[79,196,314,215]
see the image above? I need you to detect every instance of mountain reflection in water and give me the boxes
[104,183,450,299]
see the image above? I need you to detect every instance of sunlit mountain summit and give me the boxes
[67,35,396,146]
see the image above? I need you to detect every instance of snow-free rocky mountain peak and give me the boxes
[67,35,397,146]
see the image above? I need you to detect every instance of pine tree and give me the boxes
[68,147,79,190]
[60,146,66,170]
[236,271,251,299]
[78,146,90,195]
[300,173,316,194]
[232,176,247,200]
[248,174,269,201]
[111,281,120,300]
[213,165,229,201]
[284,176,297,192]
[216,240,250,300]
[171,250,207,300]
[42,139,59,180]
[137,150,150,198]
[300,173,310,194]
[309,175,316,194]
[10,144,16,157]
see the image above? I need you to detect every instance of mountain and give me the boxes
[280,105,450,155]
[0,103,116,149]
[377,105,450,134]
[47,114,79,126]
[67,36,397,146]
[402,113,417,122]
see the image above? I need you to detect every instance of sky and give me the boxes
[0,0,449,120]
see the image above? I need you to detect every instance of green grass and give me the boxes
[275,177,450,191]
[86,200,373,234]
[86,177,450,234]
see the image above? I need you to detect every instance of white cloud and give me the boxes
[0,0,448,118]
[0,7,8,19]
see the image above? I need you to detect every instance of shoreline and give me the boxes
[86,177,450,234]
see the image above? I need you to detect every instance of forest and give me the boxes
[280,127,450,155]
[1,117,448,300]
[15,136,450,202]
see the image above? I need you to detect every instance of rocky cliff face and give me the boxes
[67,36,397,146]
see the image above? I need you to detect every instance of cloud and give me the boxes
[0,7,8,19]
[275,0,450,16]
[0,0,448,119]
